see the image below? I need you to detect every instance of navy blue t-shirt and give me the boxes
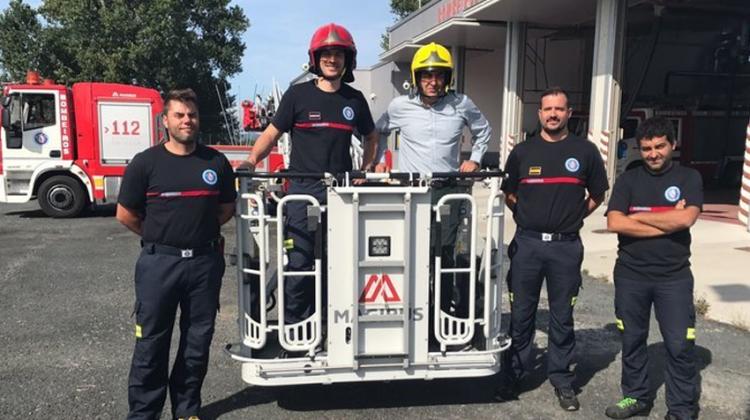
[272,80,375,174]
[606,164,703,281]
[118,144,236,248]
[502,134,609,233]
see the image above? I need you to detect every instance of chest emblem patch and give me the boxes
[664,185,681,202]
[565,157,580,173]
[202,169,218,186]
[342,106,355,121]
[308,111,321,121]
[529,166,542,176]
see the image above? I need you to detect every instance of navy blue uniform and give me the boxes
[119,144,236,419]
[606,164,703,418]
[501,134,608,390]
[272,80,375,324]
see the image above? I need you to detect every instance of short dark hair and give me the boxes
[635,116,675,145]
[164,88,199,111]
[539,86,570,108]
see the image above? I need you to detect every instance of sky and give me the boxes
[0,0,398,101]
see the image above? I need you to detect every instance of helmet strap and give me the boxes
[321,67,345,81]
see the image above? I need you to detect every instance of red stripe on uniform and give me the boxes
[520,177,585,186]
[294,122,354,132]
[147,190,220,198]
[629,206,673,213]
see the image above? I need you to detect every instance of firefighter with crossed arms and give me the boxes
[241,23,378,355]
[496,87,609,411]
[605,116,702,420]
[117,88,236,420]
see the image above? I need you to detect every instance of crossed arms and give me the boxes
[607,199,700,238]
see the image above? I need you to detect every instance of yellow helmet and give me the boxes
[410,42,453,91]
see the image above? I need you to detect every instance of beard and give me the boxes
[542,123,566,136]
[418,86,444,98]
[320,65,345,81]
[645,157,672,173]
[168,128,197,144]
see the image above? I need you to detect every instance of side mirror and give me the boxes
[1,107,9,130]
[2,106,22,149]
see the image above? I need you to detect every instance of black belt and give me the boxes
[142,238,222,258]
[517,228,579,242]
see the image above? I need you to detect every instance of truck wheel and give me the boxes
[38,175,88,218]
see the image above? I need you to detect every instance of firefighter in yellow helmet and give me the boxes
[374,42,493,343]
[376,42,491,173]
[410,41,454,99]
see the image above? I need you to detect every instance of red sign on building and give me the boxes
[437,0,481,23]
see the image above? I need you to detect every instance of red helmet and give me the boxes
[308,23,357,83]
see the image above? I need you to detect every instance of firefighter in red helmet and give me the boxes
[241,23,378,356]
[307,23,358,83]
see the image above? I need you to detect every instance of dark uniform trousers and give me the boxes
[284,180,327,325]
[614,276,697,417]
[503,231,583,389]
[128,245,224,420]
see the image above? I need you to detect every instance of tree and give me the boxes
[0,0,249,142]
[381,0,432,51]
[390,0,432,19]
[0,1,44,80]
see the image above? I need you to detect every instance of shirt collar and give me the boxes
[410,93,449,108]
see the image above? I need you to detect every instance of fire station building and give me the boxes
[351,0,750,230]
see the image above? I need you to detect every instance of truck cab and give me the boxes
[0,73,163,217]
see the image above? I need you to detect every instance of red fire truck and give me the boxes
[0,73,164,217]
[0,73,287,218]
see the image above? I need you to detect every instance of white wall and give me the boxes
[463,47,505,165]
[352,62,412,122]
[351,62,413,163]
